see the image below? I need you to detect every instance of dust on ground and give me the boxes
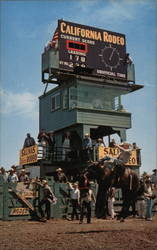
[0,216,157,250]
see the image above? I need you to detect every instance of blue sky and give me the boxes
[0,0,157,173]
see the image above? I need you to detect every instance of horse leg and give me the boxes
[118,189,131,221]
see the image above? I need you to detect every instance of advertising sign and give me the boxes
[58,20,127,79]
[19,145,38,165]
[98,146,137,166]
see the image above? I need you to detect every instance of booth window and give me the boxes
[69,86,77,109]
[51,92,61,111]
[62,89,68,109]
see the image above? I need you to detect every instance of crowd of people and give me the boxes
[37,168,157,223]
[0,132,156,223]
[0,164,157,223]
[21,130,143,166]
[0,165,29,184]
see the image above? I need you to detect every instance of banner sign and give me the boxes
[98,146,137,166]
[58,20,127,79]
[19,145,38,165]
[10,208,30,216]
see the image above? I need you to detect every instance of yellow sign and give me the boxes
[60,21,125,45]
[10,208,30,216]
[19,145,38,165]
[98,146,137,166]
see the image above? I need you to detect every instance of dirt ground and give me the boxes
[0,216,157,250]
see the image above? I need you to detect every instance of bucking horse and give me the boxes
[85,160,139,221]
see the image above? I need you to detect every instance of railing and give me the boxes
[20,144,141,166]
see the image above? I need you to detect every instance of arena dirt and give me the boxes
[0,216,157,250]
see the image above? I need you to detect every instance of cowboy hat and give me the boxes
[56,168,63,172]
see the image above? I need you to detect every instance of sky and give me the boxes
[0,0,157,173]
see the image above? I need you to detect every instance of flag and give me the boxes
[45,27,59,51]
[51,27,59,48]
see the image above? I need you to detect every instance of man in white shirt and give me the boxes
[68,182,80,220]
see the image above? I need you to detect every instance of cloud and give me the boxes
[73,0,155,27]
[0,88,39,120]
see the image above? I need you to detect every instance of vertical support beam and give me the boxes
[119,129,127,142]
[118,95,121,107]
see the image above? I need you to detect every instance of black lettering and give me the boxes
[104,148,109,154]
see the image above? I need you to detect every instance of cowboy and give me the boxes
[38,180,57,221]
[102,142,133,168]
[23,133,36,148]
[79,184,96,224]
[55,168,67,183]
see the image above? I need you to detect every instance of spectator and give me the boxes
[37,129,49,144]
[82,133,93,162]
[23,133,36,148]
[79,185,96,224]
[136,178,145,219]
[8,169,19,183]
[132,142,141,165]
[108,187,116,219]
[109,139,116,148]
[37,129,49,159]
[62,132,71,161]
[125,53,132,65]
[55,168,67,183]
[68,182,80,220]
[144,179,154,221]
[0,167,8,182]
[39,180,57,221]
[151,169,157,188]
[95,138,105,149]
[19,169,29,183]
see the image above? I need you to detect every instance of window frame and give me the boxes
[51,92,61,112]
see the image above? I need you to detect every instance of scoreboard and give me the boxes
[58,20,127,79]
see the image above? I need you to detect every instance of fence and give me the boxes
[0,176,97,221]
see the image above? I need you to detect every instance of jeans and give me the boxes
[71,199,79,220]
[145,198,152,219]
[136,200,145,218]
[39,199,51,219]
[80,200,92,223]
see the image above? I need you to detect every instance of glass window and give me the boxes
[51,92,60,111]
[77,83,127,111]
[68,83,127,112]
[69,86,77,109]
[62,89,68,109]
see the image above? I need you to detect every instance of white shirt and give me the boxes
[117,145,132,164]
[71,189,80,200]
[68,183,80,200]
[8,173,19,183]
